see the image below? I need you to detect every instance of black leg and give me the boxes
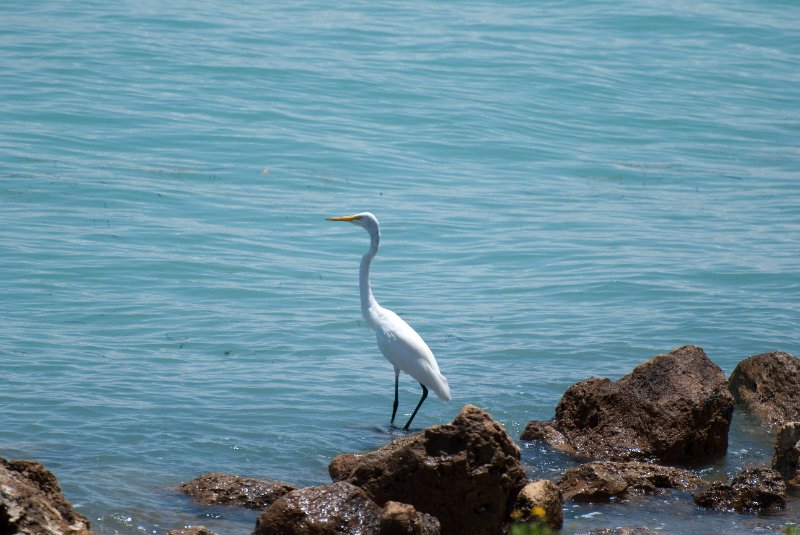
[390,373,399,425]
[403,384,428,431]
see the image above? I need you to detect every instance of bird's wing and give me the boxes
[374,308,451,401]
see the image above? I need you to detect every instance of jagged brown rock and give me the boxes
[692,467,786,513]
[328,454,359,483]
[521,345,734,463]
[180,472,296,509]
[772,422,800,488]
[0,458,97,535]
[510,480,563,529]
[729,351,800,427]
[329,405,528,535]
[380,501,440,535]
[556,461,701,501]
[253,481,382,535]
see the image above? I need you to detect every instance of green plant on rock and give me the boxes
[510,522,554,535]
[783,524,799,535]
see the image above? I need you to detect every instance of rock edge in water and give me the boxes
[180,472,296,510]
[8,347,799,534]
[557,461,702,501]
[521,345,734,464]
[329,404,528,535]
[729,350,800,428]
[166,528,218,535]
[0,457,97,535]
[692,467,786,513]
[253,480,440,535]
[773,421,800,488]
[253,481,382,535]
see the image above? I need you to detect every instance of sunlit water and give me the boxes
[1,1,799,533]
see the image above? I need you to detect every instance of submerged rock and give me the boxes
[578,529,660,535]
[556,461,701,501]
[166,528,217,535]
[521,345,734,463]
[729,351,800,427]
[180,472,296,509]
[253,481,382,535]
[692,467,786,514]
[773,421,800,488]
[329,404,528,535]
[0,457,97,535]
[380,501,440,535]
[510,480,563,529]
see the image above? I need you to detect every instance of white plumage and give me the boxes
[327,212,450,430]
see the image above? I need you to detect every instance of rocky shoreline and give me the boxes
[2,346,798,534]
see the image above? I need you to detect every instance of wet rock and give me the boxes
[693,467,786,513]
[180,472,296,509]
[557,461,701,501]
[0,457,96,535]
[773,422,800,488]
[519,420,572,450]
[578,529,659,535]
[510,480,563,529]
[253,481,382,535]
[380,501,440,535]
[729,351,800,427]
[166,528,217,535]
[329,404,528,535]
[521,345,734,463]
[328,454,359,483]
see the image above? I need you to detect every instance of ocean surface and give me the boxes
[1,1,799,533]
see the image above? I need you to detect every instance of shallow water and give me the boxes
[1,1,799,533]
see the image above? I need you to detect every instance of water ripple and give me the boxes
[1,1,799,534]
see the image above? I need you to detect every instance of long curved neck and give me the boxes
[359,227,381,330]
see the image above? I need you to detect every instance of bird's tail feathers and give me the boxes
[431,372,452,402]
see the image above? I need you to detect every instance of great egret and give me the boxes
[327,212,451,430]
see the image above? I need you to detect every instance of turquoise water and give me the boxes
[1,1,799,533]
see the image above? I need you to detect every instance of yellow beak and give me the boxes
[326,214,361,222]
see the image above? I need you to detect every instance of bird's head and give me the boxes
[326,212,380,235]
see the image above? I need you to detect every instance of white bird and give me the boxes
[327,212,451,430]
